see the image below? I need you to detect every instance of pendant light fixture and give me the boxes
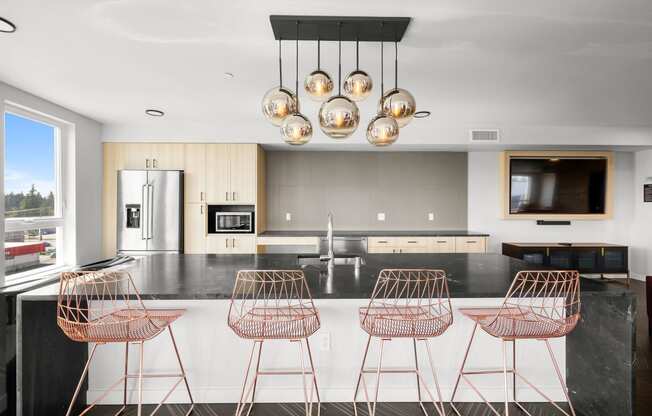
[304,38,334,101]
[343,39,373,101]
[379,40,416,127]
[281,22,312,145]
[367,34,399,147]
[262,38,298,126]
[319,22,360,139]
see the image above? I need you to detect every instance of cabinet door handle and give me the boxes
[392,249,395,253]
[200,205,204,214]
[407,240,418,244]
[200,191,204,201]
[145,159,150,169]
[153,158,158,168]
[232,191,236,201]
[226,192,229,201]
[232,238,237,248]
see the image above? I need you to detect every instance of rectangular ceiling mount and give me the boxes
[269,15,412,42]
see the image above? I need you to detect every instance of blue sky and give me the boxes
[4,112,55,195]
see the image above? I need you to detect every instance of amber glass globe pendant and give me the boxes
[262,38,298,126]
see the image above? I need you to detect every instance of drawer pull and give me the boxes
[467,240,477,243]
[437,240,447,243]
[407,240,418,244]
[377,240,388,244]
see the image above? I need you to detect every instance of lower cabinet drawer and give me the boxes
[429,237,456,253]
[455,237,487,253]
[368,237,397,253]
[207,235,256,254]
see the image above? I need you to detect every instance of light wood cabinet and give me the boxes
[207,235,256,254]
[205,144,230,203]
[368,237,398,253]
[117,143,185,170]
[396,237,428,253]
[184,144,207,203]
[367,235,487,254]
[203,144,256,204]
[429,237,456,253]
[184,203,206,254]
[455,237,487,253]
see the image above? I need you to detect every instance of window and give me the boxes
[4,108,65,279]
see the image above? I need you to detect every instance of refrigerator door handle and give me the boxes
[148,184,154,239]
[141,184,148,240]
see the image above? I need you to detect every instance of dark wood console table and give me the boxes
[502,242,629,286]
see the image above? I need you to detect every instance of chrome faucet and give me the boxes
[327,212,334,261]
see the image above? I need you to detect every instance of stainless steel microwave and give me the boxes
[215,211,253,233]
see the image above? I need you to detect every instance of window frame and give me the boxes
[3,104,67,281]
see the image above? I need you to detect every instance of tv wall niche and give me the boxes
[500,151,614,220]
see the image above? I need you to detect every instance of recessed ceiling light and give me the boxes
[145,109,164,117]
[0,17,17,33]
[224,72,234,79]
[413,110,431,119]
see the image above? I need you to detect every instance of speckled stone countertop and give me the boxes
[20,253,629,301]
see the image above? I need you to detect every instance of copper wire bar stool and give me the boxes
[353,269,453,416]
[56,271,194,416]
[228,270,321,416]
[450,270,581,416]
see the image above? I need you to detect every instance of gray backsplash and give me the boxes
[266,151,468,230]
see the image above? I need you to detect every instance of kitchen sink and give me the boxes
[297,254,365,267]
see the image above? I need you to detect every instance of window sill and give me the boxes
[1,264,70,292]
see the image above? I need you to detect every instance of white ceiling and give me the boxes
[2,0,652,149]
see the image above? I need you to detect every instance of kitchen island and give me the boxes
[16,253,634,415]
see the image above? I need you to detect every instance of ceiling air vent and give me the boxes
[470,129,500,143]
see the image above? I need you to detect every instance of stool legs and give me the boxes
[451,323,576,416]
[65,344,99,416]
[353,337,445,416]
[236,339,319,416]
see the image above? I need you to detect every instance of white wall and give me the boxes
[467,151,639,278]
[0,81,103,277]
[630,150,652,279]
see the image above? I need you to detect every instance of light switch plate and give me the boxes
[377,213,386,221]
[428,213,435,221]
[285,213,291,221]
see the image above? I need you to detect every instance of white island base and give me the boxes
[88,298,566,405]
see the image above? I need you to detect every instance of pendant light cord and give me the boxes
[394,40,398,90]
[278,38,283,87]
[356,38,359,71]
[380,22,384,95]
[317,38,321,70]
[338,21,342,95]
[295,21,299,96]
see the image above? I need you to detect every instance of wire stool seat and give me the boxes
[450,270,581,416]
[228,270,321,416]
[353,269,453,416]
[56,270,194,416]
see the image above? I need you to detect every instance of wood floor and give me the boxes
[88,279,651,416]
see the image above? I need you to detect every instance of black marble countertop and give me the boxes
[259,230,490,237]
[20,253,630,301]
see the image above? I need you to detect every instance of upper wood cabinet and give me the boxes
[117,143,185,170]
[201,144,257,204]
[184,144,207,203]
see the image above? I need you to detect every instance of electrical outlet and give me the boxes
[428,213,435,221]
[377,212,386,221]
[319,332,331,351]
[286,212,291,221]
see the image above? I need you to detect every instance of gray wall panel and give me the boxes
[266,151,468,230]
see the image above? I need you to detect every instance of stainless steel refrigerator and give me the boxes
[117,170,184,254]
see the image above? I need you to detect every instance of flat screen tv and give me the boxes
[509,157,608,215]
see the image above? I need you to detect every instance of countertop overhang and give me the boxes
[19,253,629,301]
